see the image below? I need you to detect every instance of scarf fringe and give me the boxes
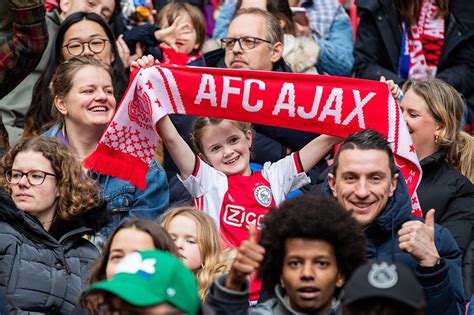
[84,143,148,190]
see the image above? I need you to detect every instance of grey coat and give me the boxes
[0,190,100,314]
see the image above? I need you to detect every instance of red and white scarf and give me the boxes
[407,0,445,80]
[84,64,424,216]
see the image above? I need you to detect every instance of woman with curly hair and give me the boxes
[161,206,235,300]
[0,136,106,313]
[206,193,367,313]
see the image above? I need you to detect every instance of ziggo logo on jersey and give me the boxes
[223,205,264,229]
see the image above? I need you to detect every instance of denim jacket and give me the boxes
[43,123,170,237]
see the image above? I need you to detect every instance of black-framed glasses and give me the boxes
[5,169,56,186]
[63,38,110,56]
[220,36,272,50]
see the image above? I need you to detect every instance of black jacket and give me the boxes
[417,150,474,254]
[353,0,474,112]
[417,150,474,297]
[0,190,103,314]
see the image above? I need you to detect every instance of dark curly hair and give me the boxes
[258,194,367,293]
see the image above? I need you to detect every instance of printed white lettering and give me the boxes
[318,88,343,123]
[272,83,296,117]
[342,90,375,128]
[223,205,264,230]
[221,76,242,108]
[243,79,265,112]
[297,86,323,119]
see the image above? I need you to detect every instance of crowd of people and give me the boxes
[0,0,473,314]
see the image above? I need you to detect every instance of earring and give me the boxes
[434,134,439,144]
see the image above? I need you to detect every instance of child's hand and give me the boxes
[154,16,183,52]
[225,225,265,291]
[130,54,156,70]
[380,76,403,101]
[155,16,194,52]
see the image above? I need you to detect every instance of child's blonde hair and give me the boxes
[161,206,234,300]
[191,117,254,154]
[157,1,207,53]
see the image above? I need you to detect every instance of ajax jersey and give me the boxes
[180,152,310,248]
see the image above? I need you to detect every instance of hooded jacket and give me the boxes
[322,171,466,314]
[0,190,102,314]
[206,275,341,315]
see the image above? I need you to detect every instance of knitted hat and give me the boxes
[342,261,425,309]
[86,250,200,314]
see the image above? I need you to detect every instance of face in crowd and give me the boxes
[198,120,253,176]
[54,64,116,131]
[280,238,345,314]
[166,214,203,271]
[60,0,116,22]
[328,148,398,227]
[224,12,283,71]
[9,150,59,229]
[399,89,440,161]
[62,19,115,65]
[105,227,156,280]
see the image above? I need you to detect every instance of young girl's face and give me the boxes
[164,12,199,55]
[199,121,252,176]
[105,228,155,280]
[167,215,203,271]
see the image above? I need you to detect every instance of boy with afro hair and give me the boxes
[206,193,367,315]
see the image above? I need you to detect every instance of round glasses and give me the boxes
[6,169,56,186]
[63,38,110,56]
[220,36,272,50]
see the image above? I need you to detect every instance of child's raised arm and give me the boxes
[298,135,342,173]
[156,115,196,179]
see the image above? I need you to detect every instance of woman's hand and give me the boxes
[380,76,403,101]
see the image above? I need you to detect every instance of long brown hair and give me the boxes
[395,0,449,25]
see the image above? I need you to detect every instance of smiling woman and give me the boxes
[42,56,169,239]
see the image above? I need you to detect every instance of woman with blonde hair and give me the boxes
[161,206,234,300]
[399,79,474,291]
[0,136,106,313]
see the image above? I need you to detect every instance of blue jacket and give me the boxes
[322,172,465,315]
[43,123,170,237]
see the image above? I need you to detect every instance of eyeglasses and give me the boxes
[220,36,272,50]
[63,38,110,56]
[5,169,56,186]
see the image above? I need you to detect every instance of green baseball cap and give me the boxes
[86,250,200,314]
